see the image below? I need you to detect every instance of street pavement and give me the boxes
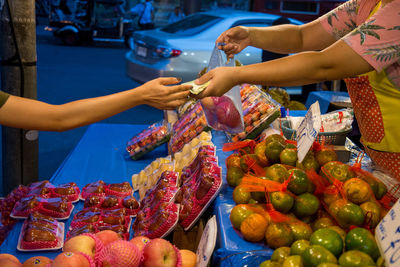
[1,25,163,194]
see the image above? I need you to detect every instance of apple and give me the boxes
[0,254,21,266]
[142,238,177,267]
[180,249,196,267]
[102,240,141,267]
[51,252,90,267]
[0,258,22,267]
[129,236,150,254]
[22,256,52,267]
[63,235,96,258]
[96,230,121,246]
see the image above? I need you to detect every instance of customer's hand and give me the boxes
[194,67,239,98]
[140,77,191,110]
[216,26,251,59]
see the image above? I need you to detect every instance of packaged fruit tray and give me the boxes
[126,120,170,160]
[169,101,210,154]
[230,84,281,142]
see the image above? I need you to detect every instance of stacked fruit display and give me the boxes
[226,134,390,267]
[230,84,281,142]
[126,120,170,160]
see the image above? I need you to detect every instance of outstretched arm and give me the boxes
[0,77,190,131]
[196,39,373,97]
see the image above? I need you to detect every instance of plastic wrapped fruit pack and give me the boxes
[68,207,132,240]
[50,182,80,202]
[82,195,139,216]
[173,131,213,173]
[169,101,210,154]
[81,181,133,200]
[26,180,54,197]
[132,171,180,238]
[231,84,281,142]
[131,156,174,198]
[11,196,74,220]
[126,120,170,160]
[175,145,222,230]
[17,212,64,251]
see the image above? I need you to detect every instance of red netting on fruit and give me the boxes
[222,140,256,153]
[99,240,141,267]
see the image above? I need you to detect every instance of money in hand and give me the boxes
[183,80,210,95]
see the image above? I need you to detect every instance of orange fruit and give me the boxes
[345,227,380,260]
[280,148,298,166]
[254,141,269,167]
[240,154,259,173]
[343,178,373,204]
[296,152,320,172]
[265,222,294,249]
[287,168,311,195]
[226,154,241,169]
[293,193,320,218]
[271,246,291,263]
[232,186,252,204]
[290,239,310,256]
[240,213,268,242]
[315,148,338,166]
[289,221,313,241]
[320,161,351,183]
[336,202,365,228]
[312,217,335,231]
[230,204,254,230]
[265,140,285,163]
[226,166,244,187]
[310,228,343,257]
[338,250,375,267]
[265,134,286,146]
[265,164,289,183]
[360,201,381,228]
[180,249,196,267]
[322,185,342,206]
[270,191,294,213]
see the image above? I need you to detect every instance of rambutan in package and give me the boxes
[200,46,244,134]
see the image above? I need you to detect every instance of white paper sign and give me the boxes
[196,215,217,267]
[376,198,400,266]
[296,101,321,162]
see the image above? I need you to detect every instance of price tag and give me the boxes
[196,215,217,267]
[296,101,321,162]
[376,198,400,266]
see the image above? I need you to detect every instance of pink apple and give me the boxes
[142,238,177,267]
[51,252,90,267]
[22,256,52,267]
[129,236,150,254]
[0,254,21,266]
[216,98,241,128]
[0,258,21,267]
[63,235,96,258]
[96,230,121,246]
[102,240,141,267]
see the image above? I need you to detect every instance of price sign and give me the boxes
[376,198,400,266]
[296,101,321,162]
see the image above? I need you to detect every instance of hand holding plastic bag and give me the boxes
[198,46,244,134]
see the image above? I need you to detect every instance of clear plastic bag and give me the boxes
[200,46,244,134]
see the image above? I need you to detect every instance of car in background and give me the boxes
[125,10,302,83]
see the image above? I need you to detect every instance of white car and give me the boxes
[126,10,302,83]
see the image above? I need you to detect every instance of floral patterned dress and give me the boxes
[319,0,400,180]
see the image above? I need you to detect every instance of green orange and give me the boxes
[315,148,338,167]
[289,221,313,241]
[287,168,311,195]
[270,191,294,213]
[271,246,291,263]
[360,201,381,228]
[259,260,281,267]
[226,154,241,169]
[338,250,375,267]
[312,217,334,232]
[290,239,310,256]
[302,245,337,267]
[226,166,244,187]
[265,222,294,249]
[345,227,380,260]
[265,134,286,146]
[232,186,252,204]
[280,148,298,166]
[282,255,303,267]
[336,202,365,228]
[310,228,343,257]
[343,178,373,204]
[293,193,320,218]
[320,161,351,183]
[265,164,289,183]
[326,226,346,242]
[265,140,286,163]
[229,204,254,229]
[297,152,320,172]
[254,141,269,167]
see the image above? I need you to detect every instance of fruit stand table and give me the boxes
[0,123,167,262]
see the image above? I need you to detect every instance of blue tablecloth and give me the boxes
[305,91,350,114]
[0,123,168,262]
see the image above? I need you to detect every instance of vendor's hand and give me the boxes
[194,67,239,98]
[216,26,251,59]
[140,77,191,110]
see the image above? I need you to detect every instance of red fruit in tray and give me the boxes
[216,97,241,129]
[68,224,96,237]
[179,201,193,222]
[122,196,139,210]
[84,181,105,194]
[42,199,69,213]
[101,196,119,208]
[103,215,125,225]
[109,182,132,193]
[76,214,100,224]
[102,208,127,216]
[84,196,102,208]
[155,190,166,201]
[196,175,214,200]
[98,225,127,235]
[24,228,56,242]
[149,211,169,232]
[54,183,76,195]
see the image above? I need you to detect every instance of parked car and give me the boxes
[125,10,302,83]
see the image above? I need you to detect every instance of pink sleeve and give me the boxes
[319,0,361,40]
[343,1,400,72]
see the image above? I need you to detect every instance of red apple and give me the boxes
[142,238,177,267]
[23,256,52,267]
[63,235,96,258]
[102,240,141,267]
[96,230,121,246]
[0,254,21,266]
[51,252,90,267]
[129,236,150,254]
